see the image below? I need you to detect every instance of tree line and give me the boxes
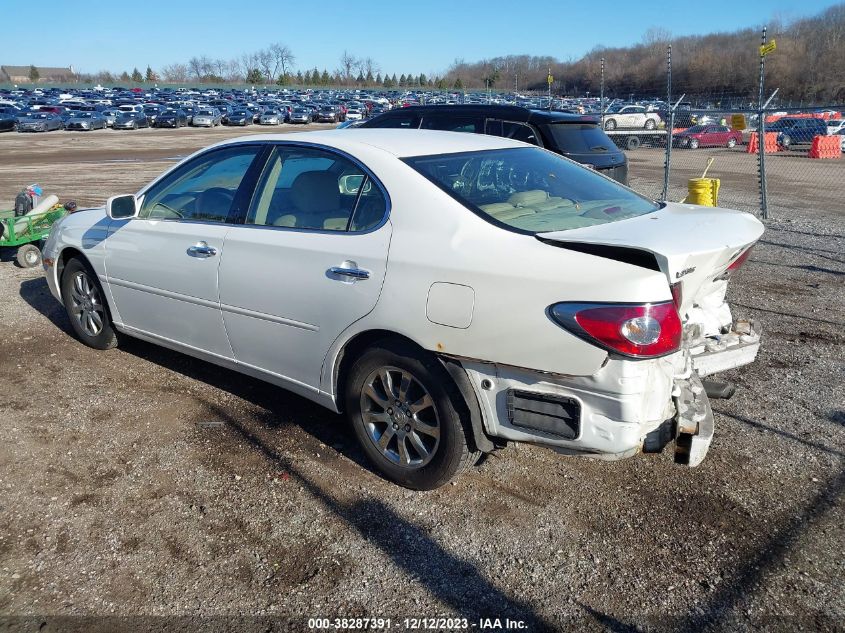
[72,3,844,102]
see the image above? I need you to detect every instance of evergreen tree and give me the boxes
[145,65,156,82]
[418,73,427,86]
[302,70,312,85]
[453,77,463,90]
[276,73,289,86]
[356,72,365,84]
[375,73,382,85]
[120,71,130,82]
[399,73,406,86]
[296,71,304,84]
[321,69,330,85]
[366,70,374,84]
[246,68,264,84]
[28,65,39,82]
[131,67,143,82]
[391,73,398,85]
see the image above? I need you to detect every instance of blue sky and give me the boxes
[4,0,840,76]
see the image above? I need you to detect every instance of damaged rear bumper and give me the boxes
[673,373,714,467]
[690,319,762,377]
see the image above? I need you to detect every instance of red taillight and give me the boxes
[726,246,754,272]
[551,301,683,358]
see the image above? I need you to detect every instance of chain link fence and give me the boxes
[596,56,844,218]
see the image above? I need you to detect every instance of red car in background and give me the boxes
[673,124,743,149]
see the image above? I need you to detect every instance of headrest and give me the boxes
[290,171,340,214]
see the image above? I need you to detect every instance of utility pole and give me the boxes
[757,27,771,219]
[600,58,605,128]
[662,45,673,201]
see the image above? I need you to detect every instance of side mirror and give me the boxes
[106,194,138,219]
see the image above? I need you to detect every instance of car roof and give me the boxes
[214,129,527,157]
[370,104,588,124]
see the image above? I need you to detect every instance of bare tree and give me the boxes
[269,43,296,80]
[339,50,358,83]
[162,63,189,83]
[256,48,274,81]
[187,57,203,80]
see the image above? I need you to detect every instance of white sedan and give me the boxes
[42,130,764,489]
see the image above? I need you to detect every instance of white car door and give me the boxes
[105,144,264,358]
[217,145,391,393]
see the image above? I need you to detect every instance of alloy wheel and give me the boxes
[360,366,440,468]
[69,272,105,337]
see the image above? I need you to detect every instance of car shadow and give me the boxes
[17,276,557,629]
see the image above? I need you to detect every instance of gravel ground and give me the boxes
[0,130,843,632]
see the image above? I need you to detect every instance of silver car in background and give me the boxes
[259,110,282,125]
[192,108,222,127]
[65,111,107,131]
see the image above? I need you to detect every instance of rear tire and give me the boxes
[16,244,41,268]
[345,340,479,489]
[644,119,656,130]
[626,136,641,150]
[60,258,118,350]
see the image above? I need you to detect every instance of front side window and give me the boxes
[247,146,386,232]
[405,147,659,234]
[139,146,260,222]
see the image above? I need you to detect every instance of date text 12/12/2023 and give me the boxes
[307,617,528,630]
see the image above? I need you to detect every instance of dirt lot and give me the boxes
[0,128,843,632]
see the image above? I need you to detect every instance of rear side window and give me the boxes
[247,146,386,232]
[420,115,483,133]
[485,120,540,146]
[365,113,420,128]
[546,123,616,154]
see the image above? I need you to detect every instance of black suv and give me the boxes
[358,105,628,184]
[766,117,828,148]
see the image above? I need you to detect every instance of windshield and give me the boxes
[404,147,659,233]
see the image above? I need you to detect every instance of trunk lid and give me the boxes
[537,202,764,310]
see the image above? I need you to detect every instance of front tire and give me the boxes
[644,119,656,130]
[727,137,737,148]
[689,138,700,149]
[345,340,479,489]
[61,258,118,350]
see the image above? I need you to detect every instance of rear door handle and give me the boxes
[328,266,370,280]
[187,241,217,258]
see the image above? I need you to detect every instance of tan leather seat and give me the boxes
[280,171,342,230]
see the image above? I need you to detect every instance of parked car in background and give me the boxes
[17,111,64,132]
[65,111,107,131]
[826,119,844,135]
[113,110,149,130]
[192,108,222,127]
[224,109,253,126]
[603,105,661,130]
[100,109,119,127]
[259,110,282,125]
[346,106,365,121]
[317,106,340,123]
[289,107,313,124]
[767,117,828,149]
[42,130,764,489]
[143,105,167,127]
[0,112,16,132]
[673,125,743,149]
[154,109,188,128]
[359,105,628,184]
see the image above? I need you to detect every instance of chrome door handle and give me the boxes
[187,241,217,258]
[328,266,370,280]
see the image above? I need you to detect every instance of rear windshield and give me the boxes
[546,123,616,153]
[404,147,658,233]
